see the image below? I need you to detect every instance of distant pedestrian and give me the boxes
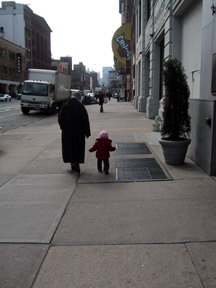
[97,90,104,112]
[89,130,116,174]
[116,92,120,102]
[58,92,91,173]
[106,91,112,101]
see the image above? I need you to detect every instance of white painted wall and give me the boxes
[0,5,25,48]
[13,14,25,47]
[200,0,216,99]
[181,0,202,99]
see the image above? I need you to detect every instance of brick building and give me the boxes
[32,13,52,69]
[0,37,25,95]
[0,1,52,71]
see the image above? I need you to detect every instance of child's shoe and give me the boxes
[104,171,109,175]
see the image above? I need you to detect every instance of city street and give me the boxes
[0,99,51,134]
[0,99,216,288]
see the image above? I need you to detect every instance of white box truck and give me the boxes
[20,69,71,114]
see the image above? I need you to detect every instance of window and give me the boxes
[139,0,141,37]
[147,0,151,21]
[23,82,48,96]
[44,40,47,62]
[36,33,40,58]
[138,60,141,95]
[133,64,135,79]
[40,36,44,60]
[26,38,31,48]
[26,49,31,59]
[9,51,15,60]
[0,47,6,58]
[25,27,31,37]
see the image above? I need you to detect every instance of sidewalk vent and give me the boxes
[116,142,151,155]
[115,142,168,181]
[116,158,167,181]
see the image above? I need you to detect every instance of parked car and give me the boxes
[0,94,7,102]
[82,93,98,105]
[88,93,99,104]
[0,94,12,102]
[16,94,21,100]
[4,94,12,101]
[87,92,95,97]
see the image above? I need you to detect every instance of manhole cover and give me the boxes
[116,142,151,155]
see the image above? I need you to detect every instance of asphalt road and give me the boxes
[0,99,51,134]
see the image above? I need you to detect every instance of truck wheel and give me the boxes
[21,107,30,114]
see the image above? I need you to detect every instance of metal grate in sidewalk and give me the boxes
[116,142,151,155]
[116,158,167,181]
[115,143,168,182]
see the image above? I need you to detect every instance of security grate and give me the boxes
[116,142,151,155]
[116,158,168,181]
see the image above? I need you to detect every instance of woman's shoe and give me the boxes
[71,163,80,174]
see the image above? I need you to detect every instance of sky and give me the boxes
[20,0,122,75]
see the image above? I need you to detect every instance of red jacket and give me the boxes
[89,138,116,159]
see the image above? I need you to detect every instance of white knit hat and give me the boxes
[99,131,108,139]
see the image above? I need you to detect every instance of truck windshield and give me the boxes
[22,83,48,96]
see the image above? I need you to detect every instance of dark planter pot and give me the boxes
[159,138,191,165]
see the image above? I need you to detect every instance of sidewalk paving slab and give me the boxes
[0,244,48,288]
[186,242,216,288]
[1,100,216,288]
[52,177,216,246]
[0,174,77,243]
[32,244,204,288]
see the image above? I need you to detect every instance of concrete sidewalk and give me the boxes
[0,99,216,288]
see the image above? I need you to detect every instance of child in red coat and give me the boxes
[89,131,116,174]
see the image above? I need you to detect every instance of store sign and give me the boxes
[114,56,126,72]
[17,53,22,73]
[114,34,131,60]
[112,23,131,66]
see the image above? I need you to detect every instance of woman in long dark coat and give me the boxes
[97,90,104,112]
[58,93,91,173]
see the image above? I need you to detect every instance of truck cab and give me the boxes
[21,80,55,114]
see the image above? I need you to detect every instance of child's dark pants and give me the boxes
[97,158,109,172]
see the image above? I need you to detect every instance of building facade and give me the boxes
[102,66,113,87]
[0,1,52,71]
[109,70,121,94]
[60,57,72,75]
[120,0,216,175]
[71,62,99,92]
[31,13,52,69]
[90,71,99,92]
[0,37,25,95]
[71,62,86,90]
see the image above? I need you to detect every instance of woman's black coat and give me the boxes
[58,98,91,164]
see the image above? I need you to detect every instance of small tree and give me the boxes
[161,58,191,140]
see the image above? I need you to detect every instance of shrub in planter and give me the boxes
[159,58,191,165]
